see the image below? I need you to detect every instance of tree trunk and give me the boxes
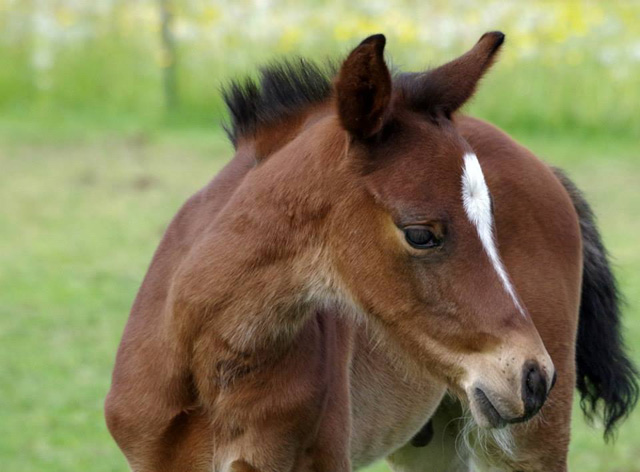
[159,0,178,111]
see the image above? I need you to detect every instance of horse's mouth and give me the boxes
[473,387,508,428]
[473,386,545,429]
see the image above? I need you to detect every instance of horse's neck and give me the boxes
[252,102,335,162]
[171,137,347,384]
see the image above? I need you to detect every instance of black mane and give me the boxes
[223,58,334,146]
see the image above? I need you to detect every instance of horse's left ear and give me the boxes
[406,31,505,117]
[335,34,392,139]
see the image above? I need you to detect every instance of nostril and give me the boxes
[525,366,541,396]
[550,370,557,391]
[522,361,548,419]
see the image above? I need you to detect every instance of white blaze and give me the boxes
[461,152,526,316]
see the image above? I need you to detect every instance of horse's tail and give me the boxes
[554,168,639,439]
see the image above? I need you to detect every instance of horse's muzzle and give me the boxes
[470,359,555,428]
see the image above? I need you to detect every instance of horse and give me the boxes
[105,32,638,471]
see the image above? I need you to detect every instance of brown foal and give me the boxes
[106,32,637,471]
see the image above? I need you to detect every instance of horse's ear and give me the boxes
[335,34,392,139]
[407,31,505,117]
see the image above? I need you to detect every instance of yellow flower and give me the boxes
[280,27,303,52]
[55,6,75,28]
[202,6,221,26]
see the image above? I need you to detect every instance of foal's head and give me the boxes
[225,32,555,429]
[324,33,554,428]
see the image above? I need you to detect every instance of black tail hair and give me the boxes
[554,168,639,440]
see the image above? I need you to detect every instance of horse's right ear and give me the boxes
[403,32,505,118]
[335,34,392,140]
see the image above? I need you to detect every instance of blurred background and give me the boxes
[0,1,638,471]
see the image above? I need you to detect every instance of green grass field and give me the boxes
[1,124,638,471]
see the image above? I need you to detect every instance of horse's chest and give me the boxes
[348,338,447,468]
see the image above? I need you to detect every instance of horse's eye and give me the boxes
[404,226,441,249]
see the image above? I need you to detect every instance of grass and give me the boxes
[0,124,639,472]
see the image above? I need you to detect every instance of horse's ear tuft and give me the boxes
[482,30,505,54]
[335,34,392,139]
[404,31,505,117]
